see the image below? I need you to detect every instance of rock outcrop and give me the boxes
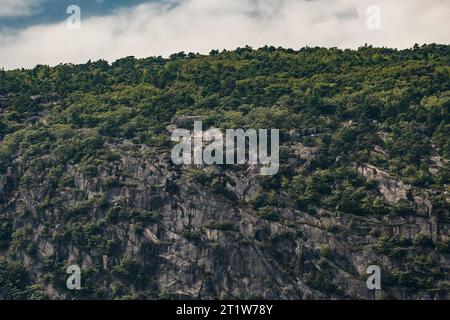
[0,142,448,300]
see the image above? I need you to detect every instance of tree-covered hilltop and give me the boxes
[0,44,449,300]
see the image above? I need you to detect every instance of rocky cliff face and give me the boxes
[1,135,448,300]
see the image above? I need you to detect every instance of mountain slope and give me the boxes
[0,45,449,299]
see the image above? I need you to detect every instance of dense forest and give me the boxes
[0,44,449,299]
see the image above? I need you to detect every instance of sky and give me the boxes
[0,0,449,70]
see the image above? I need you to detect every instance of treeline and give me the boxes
[0,44,449,213]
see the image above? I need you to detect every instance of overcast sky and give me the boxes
[0,0,449,70]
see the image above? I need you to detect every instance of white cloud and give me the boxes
[0,0,42,18]
[1,0,449,70]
